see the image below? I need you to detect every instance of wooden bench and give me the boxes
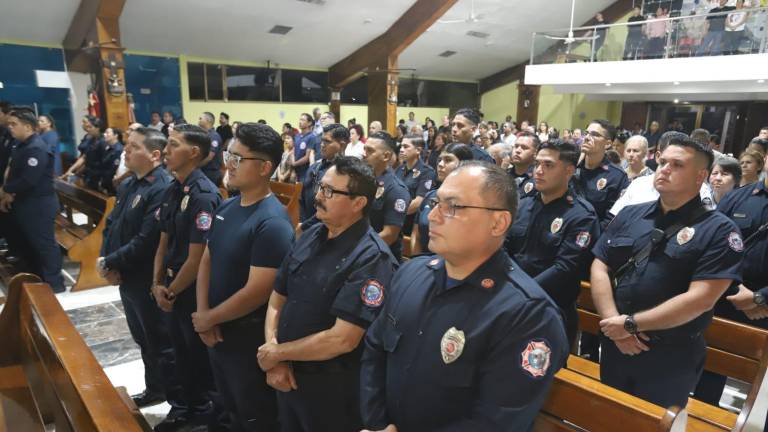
[54,179,114,291]
[536,367,686,431]
[575,282,768,431]
[270,181,302,227]
[0,273,151,431]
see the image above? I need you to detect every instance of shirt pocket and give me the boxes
[732,214,753,234]
[383,323,402,354]
[605,236,635,268]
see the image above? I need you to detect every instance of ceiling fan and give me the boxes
[437,0,485,24]
[541,0,597,44]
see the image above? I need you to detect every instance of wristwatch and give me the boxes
[624,314,639,335]
[755,291,766,306]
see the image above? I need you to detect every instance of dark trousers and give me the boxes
[119,282,184,408]
[208,317,278,432]
[277,368,361,432]
[166,282,218,417]
[623,34,644,60]
[600,334,706,408]
[12,196,64,292]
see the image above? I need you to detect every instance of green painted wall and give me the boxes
[480,80,519,123]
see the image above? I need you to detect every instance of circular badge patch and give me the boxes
[394,198,407,213]
[27,157,38,167]
[361,279,384,307]
[521,340,552,378]
[728,231,744,252]
[195,211,212,231]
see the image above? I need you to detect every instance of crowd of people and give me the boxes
[0,99,767,432]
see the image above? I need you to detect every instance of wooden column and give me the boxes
[367,56,399,135]
[63,0,129,130]
[329,87,342,126]
[517,83,540,125]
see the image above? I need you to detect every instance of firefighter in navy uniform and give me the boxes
[591,138,743,408]
[362,131,411,261]
[193,123,294,431]
[0,108,64,292]
[151,124,223,432]
[98,127,179,409]
[198,112,224,187]
[298,123,349,229]
[506,140,600,346]
[258,157,398,432]
[508,132,540,200]
[360,162,568,432]
[395,134,436,236]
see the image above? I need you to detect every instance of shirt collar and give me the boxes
[646,195,703,226]
[182,169,205,188]
[315,217,370,248]
[426,248,510,293]
[578,155,610,171]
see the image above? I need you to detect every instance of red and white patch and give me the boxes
[521,340,552,378]
[728,231,744,252]
[481,278,495,289]
[575,232,591,249]
[195,211,212,231]
[361,279,384,307]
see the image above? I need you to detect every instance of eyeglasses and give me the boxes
[317,183,359,199]
[223,151,269,169]
[427,197,508,218]
[586,130,607,139]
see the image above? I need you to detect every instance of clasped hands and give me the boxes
[257,339,298,393]
[599,314,650,356]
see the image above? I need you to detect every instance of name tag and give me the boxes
[215,215,224,220]
[733,213,747,218]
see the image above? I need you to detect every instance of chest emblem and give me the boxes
[521,340,552,378]
[524,182,534,194]
[131,195,142,209]
[441,327,466,364]
[550,217,563,234]
[27,157,38,167]
[676,227,695,245]
[596,177,607,191]
[180,195,190,212]
[728,231,744,252]
[481,278,495,289]
[361,279,384,307]
[412,169,420,179]
[375,185,385,200]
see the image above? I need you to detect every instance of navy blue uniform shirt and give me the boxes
[80,136,105,185]
[469,144,495,164]
[274,218,397,364]
[88,142,123,192]
[159,169,222,273]
[369,169,410,261]
[506,192,600,314]
[395,158,436,200]
[415,189,437,253]
[716,180,768,324]
[293,131,318,180]
[572,155,630,228]
[300,158,333,222]
[207,194,294,310]
[509,165,536,200]
[360,250,569,432]
[0,126,13,187]
[101,165,172,280]
[592,197,743,339]
[201,129,223,185]
[3,133,55,199]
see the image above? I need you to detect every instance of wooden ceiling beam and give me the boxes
[63,0,126,72]
[328,0,459,88]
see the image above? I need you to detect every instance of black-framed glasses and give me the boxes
[317,183,359,199]
[223,150,269,169]
[427,197,508,218]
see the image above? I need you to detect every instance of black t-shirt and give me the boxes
[707,6,735,31]
[627,15,645,36]
[207,194,294,309]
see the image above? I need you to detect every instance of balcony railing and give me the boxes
[530,6,768,65]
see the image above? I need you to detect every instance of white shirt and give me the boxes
[503,133,517,146]
[115,151,128,177]
[148,122,163,131]
[344,141,365,159]
[609,174,715,216]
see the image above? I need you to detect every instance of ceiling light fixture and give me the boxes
[673,81,680,85]
[674,98,680,104]
[759,79,765,83]
[604,83,611,87]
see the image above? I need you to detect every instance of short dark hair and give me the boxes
[332,156,377,216]
[133,127,167,153]
[453,108,481,126]
[202,112,215,125]
[220,112,230,120]
[39,114,56,130]
[8,107,37,128]
[257,119,267,125]
[236,122,283,175]
[300,113,315,126]
[667,136,714,171]
[590,119,617,141]
[443,143,474,161]
[690,128,710,146]
[172,123,211,160]
[713,156,742,186]
[0,101,11,114]
[369,131,397,153]
[539,139,580,167]
[760,126,768,132]
[108,127,124,143]
[323,123,350,145]
[403,134,426,151]
[749,137,768,154]
[84,115,103,131]
[614,130,630,144]
[657,131,688,152]
[453,161,518,223]
[516,131,541,150]
[323,111,335,120]
[151,111,161,117]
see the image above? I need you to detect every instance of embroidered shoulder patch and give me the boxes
[575,231,591,249]
[728,231,744,252]
[394,198,407,213]
[27,157,38,167]
[521,340,552,378]
[195,211,212,231]
[361,279,384,307]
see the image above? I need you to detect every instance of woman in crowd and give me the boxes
[739,149,764,186]
[62,115,103,180]
[710,156,742,206]
[276,132,297,183]
[344,123,365,159]
[537,121,550,143]
[38,114,62,176]
[410,143,474,255]
[624,135,653,180]
[427,131,450,170]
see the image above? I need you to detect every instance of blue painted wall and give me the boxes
[124,54,182,125]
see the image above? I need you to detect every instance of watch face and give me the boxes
[756,293,766,306]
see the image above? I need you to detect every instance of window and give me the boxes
[226,66,280,101]
[396,77,478,111]
[340,76,368,104]
[188,62,205,100]
[206,64,224,100]
[282,70,328,102]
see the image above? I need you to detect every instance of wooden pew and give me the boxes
[0,273,151,431]
[270,181,302,227]
[54,179,114,291]
[575,282,768,431]
[536,367,686,432]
